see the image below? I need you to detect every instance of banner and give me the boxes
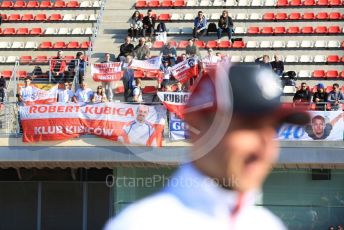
[91,62,123,82]
[19,103,167,146]
[171,57,198,83]
[169,112,190,141]
[21,85,58,105]
[129,56,162,71]
[277,111,344,141]
[157,92,190,118]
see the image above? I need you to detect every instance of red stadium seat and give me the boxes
[53,42,66,49]
[303,0,315,5]
[30,28,43,35]
[39,41,53,49]
[27,1,39,7]
[289,12,301,20]
[1,1,13,8]
[277,0,289,6]
[315,26,328,34]
[194,40,206,49]
[17,71,28,78]
[135,1,147,8]
[143,86,157,94]
[232,41,245,48]
[325,85,333,93]
[275,13,287,20]
[317,0,329,5]
[327,55,340,62]
[14,1,27,8]
[301,26,314,33]
[22,14,34,21]
[35,56,48,63]
[145,71,160,79]
[263,13,275,20]
[67,41,80,49]
[329,12,342,20]
[218,40,231,49]
[63,56,74,63]
[316,12,328,20]
[8,14,21,21]
[168,40,178,47]
[1,71,13,78]
[206,40,218,49]
[35,14,47,21]
[17,28,29,35]
[158,14,171,21]
[0,14,8,21]
[303,12,315,20]
[329,0,341,5]
[3,28,16,35]
[134,70,144,78]
[40,0,52,7]
[287,26,300,34]
[312,70,325,78]
[290,0,301,5]
[153,41,164,49]
[247,27,260,34]
[49,14,62,21]
[19,56,32,63]
[54,1,66,7]
[67,1,79,7]
[261,27,273,34]
[328,26,341,34]
[173,0,185,6]
[148,0,160,7]
[274,26,286,34]
[81,41,91,49]
[326,70,339,78]
[161,0,173,7]
[115,85,125,94]
[178,40,188,49]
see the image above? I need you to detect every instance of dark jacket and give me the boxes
[293,89,311,102]
[271,61,284,72]
[142,15,155,28]
[218,16,233,29]
[313,91,328,103]
[119,43,135,57]
[255,58,272,69]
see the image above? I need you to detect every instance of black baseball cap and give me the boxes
[186,64,310,125]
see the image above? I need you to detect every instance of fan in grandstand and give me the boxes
[293,82,312,104]
[193,11,207,39]
[122,55,135,102]
[101,53,115,102]
[118,36,135,62]
[131,78,143,103]
[160,42,177,66]
[177,53,187,64]
[50,50,67,82]
[160,59,172,89]
[133,37,150,60]
[92,85,107,103]
[202,48,221,65]
[305,113,343,140]
[313,83,328,111]
[327,83,344,111]
[73,82,93,103]
[185,39,201,58]
[128,11,143,41]
[68,51,86,84]
[217,10,234,41]
[18,77,37,103]
[270,55,284,77]
[142,9,156,38]
[57,82,73,103]
[175,81,186,92]
[105,64,310,230]
[0,75,6,89]
[255,55,272,70]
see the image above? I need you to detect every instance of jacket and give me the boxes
[50,57,67,73]
[194,16,207,30]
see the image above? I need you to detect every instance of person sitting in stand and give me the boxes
[193,11,207,39]
[132,78,143,103]
[160,42,177,66]
[142,9,155,38]
[128,11,143,41]
[217,10,233,41]
[57,81,73,103]
[175,81,186,92]
[177,53,187,63]
[293,82,311,106]
[185,39,201,59]
[255,55,272,70]
[271,55,284,77]
[122,55,135,102]
[313,83,328,111]
[133,37,150,60]
[68,51,86,84]
[92,85,107,103]
[50,50,67,82]
[160,59,172,89]
[327,83,344,111]
[73,82,93,103]
[118,36,135,62]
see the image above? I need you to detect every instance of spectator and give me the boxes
[217,10,233,41]
[132,78,143,102]
[175,81,186,92]
[160,42,177,66]
[202,48,220,64]
[193,11,207,39]
[185,39,201,58]
[92,85,107,103]
[145,37,153,49]
[293,82,311,104]
[50,50,67,82]
[313,83,328,110]
[66,82,74,100]
[177,53,187,63]
[57,82,72,103]
[328,83,344,111]
[68,51,86,84]
[255,55,272,70]
[133,37,150,60]
[142,9,155,38]
[100,53,115,102]
[128,11,143,41]
[160,60,172,88]
[118,36,135,62]
[0,86,5,103]
[18,77,37,103]
[0,76,6,88]
[122,55,135,102]
[74,82,93,103]
[155,22,167,43]
[271,55,284,76]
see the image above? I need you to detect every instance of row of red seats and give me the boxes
[263,12,343,20]
[247,26,342,34]
[1,13,71,21]
[39,41,91,49]
[312,70,344,78]
[0,0,79,8]
[277,0,342,6]
[19,56,77,64]
[1,70,29,78]
[0,27,42,35]
[136,0,185,8]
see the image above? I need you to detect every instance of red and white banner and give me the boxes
[171,57,198,83]
[157,92,190,119]
[19,103,167,146]
[130,56,162,71]
[22,85,58,105]
[91,62,123,82]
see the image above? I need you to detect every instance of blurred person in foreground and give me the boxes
[104,65,310,230]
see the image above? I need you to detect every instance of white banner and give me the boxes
[21,85,58,105]
[130,56,162,71]
[91,62,122,82]
[169,112,190,141]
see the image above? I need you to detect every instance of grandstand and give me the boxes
[0,0,344,229]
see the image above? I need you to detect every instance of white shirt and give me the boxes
[93,93,106,103]
[57,89,71,103]
[20,85,37,102]
[133,87,143,102]
[75,88,93,103]
[202,55,220,64]
[121,119,154,145]
[104,164,286,230]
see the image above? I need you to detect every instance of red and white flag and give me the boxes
[171,57,198,83]
[91,62,123,82]
[23,85,58,105]
[157,92,190,118]
[129,56,162,71]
